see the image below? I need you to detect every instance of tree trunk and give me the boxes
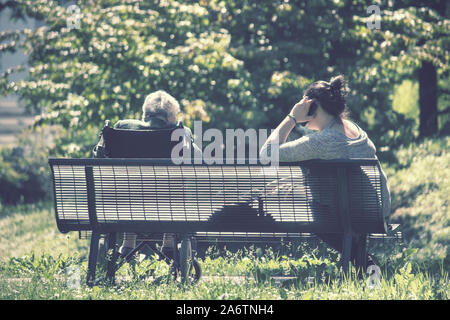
[418,60,438,137]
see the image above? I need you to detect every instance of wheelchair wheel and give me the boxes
[178,236,202,284]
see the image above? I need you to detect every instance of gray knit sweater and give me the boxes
[260,121,391,218]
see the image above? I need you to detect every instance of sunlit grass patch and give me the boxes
[0,251,448,300]
[0,202,87,262]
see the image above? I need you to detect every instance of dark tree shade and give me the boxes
[418,61,438,137]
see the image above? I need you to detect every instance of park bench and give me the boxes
[48,156,400,286]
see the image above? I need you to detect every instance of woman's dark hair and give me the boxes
[304,75,349,119]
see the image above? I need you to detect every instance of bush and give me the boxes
[0,124,99,205]
[0,126,57,204]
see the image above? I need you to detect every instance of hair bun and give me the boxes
[329,75,344,90]
[329,75,348,97]
[304,75,349,118]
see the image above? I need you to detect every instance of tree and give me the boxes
[353,0,449,137]
[0,0,258,134]
[212,0,425,151]
[1,0,448,159]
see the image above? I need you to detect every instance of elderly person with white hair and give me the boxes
[114,90,201,259]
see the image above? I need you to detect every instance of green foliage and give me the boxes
[0,123,98,205]
[0,126,59,204]
[392,79,419,136]
[387,136,450,271]
[1,0,258,133]
[352,2,449,139]
[0,0,448,160]
[353,6,448,77]
[1,252,81,279]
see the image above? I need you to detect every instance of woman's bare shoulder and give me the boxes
[342,119,360,139]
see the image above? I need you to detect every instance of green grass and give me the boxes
[0,137,449,300]
[0,201,447,300]
[0,202,87,262]
[0,243,448,300]
[385,137,450,270]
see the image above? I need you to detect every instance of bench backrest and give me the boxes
[101,124,184,158]
[48,158,387,235]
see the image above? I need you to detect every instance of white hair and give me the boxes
[142,90,180,123]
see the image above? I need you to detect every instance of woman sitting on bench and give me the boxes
[259,75,391,272]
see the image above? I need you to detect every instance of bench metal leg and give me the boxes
[180,235,193,284]
[354,234,368,272]
[173,234,180,265]
[341,232,352,275]
[87,232,100,287]
[106,232,118,285]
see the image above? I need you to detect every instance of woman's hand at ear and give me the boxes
[290,97,315,123]
[260,96,316,157]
